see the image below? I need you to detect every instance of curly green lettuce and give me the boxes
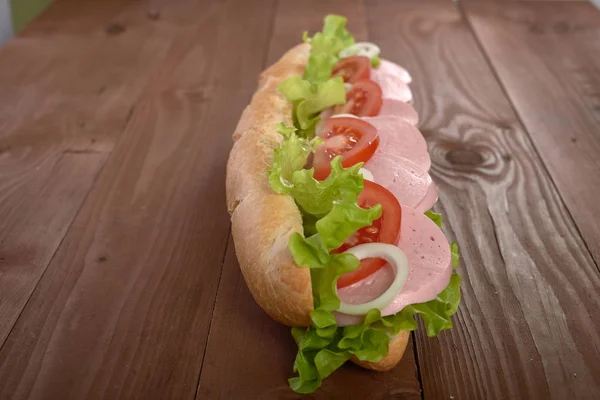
[268,123,322,193]
[278,76,346,138]
[275,14,358,138]
[303,14,355,83]
[425,210,443,228]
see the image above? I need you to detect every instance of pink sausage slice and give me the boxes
[372,60,413,103]
[335,206,452,326]
[362,116,430,171]
[416,183,439,213]
[364,154,435,211]
[373,59,412,84]
[379,99,419,125]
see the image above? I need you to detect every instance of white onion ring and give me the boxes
[359,168,374,182]
[337,243,409,315]
[339,42,381,60]
[330,113,359,119]
[316,109,334,135]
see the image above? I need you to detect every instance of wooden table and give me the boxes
[1,0,599,398]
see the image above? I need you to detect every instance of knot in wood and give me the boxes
[445,147,485,167]
[147,10,161,20]
[105,23,126,36]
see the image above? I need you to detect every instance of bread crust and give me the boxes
[226,44,313,327]
[225,42,409,369]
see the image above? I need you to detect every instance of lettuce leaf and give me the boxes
[316,201,381,251]
[303,14,355,83]
[295,78,346,131]
[288,197,381,281]
[424,210,443,228]
[268,125,366,218]
[278,15,355,138]
[321,14,354,49]
[290,157,364,217]
[268,123,322,194]
[304,52,338,84]
[393,271,461,337]
[451,241,459,270]
[310,253,361,311]
[278,76,346,137]
[288,198,381,266]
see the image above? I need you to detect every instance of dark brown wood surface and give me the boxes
[0,0,275,398]
[0,0,599,399]
[463,0,600,263]
[0,0,172,346]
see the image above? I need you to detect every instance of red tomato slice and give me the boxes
[313,117,379,181]
[332,56,371,83]
[335,79,383,117]
[334,180,402,289]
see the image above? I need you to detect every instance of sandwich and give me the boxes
[226,14,461,394]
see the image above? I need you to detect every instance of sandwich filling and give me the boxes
[267,15,462,393]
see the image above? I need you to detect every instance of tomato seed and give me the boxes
[365,226,379,234]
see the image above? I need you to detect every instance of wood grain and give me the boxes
[463,1,600,262]
[197,0,421,398]
[0,0,180,346]
[0,0,275,399]
[365,0,600,399]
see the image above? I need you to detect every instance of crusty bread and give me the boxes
[225,43,409,370]
[226,44,313,327]
[352,331,410,371]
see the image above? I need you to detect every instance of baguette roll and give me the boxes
[225,43,409,370]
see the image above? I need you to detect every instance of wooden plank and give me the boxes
[0,0,179,347]
[463,1,600,262]
[365,1,600,399]
[197,0,422,398]
[13,0,131,37]
[0,0,276,399]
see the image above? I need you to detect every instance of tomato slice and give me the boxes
[313,117,379,181]
[335,79,383,117]
[334,180,402,289]
[332,55,371,83]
